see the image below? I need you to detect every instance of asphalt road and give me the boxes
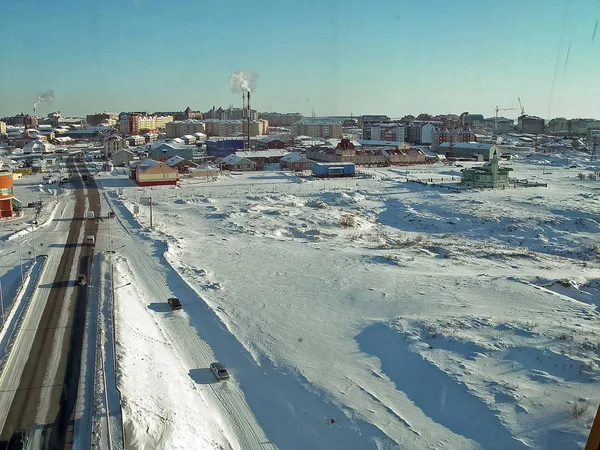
[0,158,101,450]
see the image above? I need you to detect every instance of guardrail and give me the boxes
[0,255,48,374]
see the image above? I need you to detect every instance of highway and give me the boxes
[0,158,101,449]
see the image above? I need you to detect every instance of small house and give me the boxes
[219,154,256,171]
[113,149,136,167]
[133,158,179,186]
[279,152,314,171]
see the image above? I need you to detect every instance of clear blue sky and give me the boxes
[1,0,599,119]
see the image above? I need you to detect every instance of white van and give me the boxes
[85,235,95,246]
[86,211,95,220]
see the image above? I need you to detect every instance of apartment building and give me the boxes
[431,127,475,152]
[119,113,174,134]
[517,115,545,134]
[166,120,206,138]
[291,120,342,139]
[367,123,405,142]
[87,113,118,126]
[103,134,127,159]
[258,113,302,127]
[201,119,243,137]
[242,119,269,136]
[0,121,6,135]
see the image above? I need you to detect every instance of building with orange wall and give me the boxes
[0,170,14,218]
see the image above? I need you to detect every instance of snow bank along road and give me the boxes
[0,158,101,450]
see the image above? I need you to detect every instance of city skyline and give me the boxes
[1,0,599,119]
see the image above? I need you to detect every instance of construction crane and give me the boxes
[494,105,517,134]
[518,97,525,116]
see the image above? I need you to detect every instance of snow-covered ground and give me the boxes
[99,154,598,449]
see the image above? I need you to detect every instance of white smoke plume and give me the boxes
[33,89,54,109]
[228,70,258,93]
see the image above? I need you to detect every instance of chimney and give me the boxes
[247,91,251,152]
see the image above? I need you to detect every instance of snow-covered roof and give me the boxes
[220,154,255,165]
[280,152,313,163]
[23,139,54,154]
[439,142,494,150]
[236,150,287,159]
[357,139,402,147]
[165,155,185,166]
[136,158,161,172]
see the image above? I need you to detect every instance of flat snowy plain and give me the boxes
[75,153,600,449]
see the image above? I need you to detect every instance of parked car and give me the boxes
[7,430,27,450]
[76,274,87,286]
[210,362,230,381]
[167,297,182,310]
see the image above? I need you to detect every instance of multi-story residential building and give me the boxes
[119,114,174,134]
[367,123,405,142]
[242,119,269,136]
[201,120,243,137]
[587,129,600,144]
[0,121,6,136]
[431,127,474,151]
[407,121,442,144]
[291,120,342,139]
[258,113,302,127]
[517,115,545,134]
[546,117,569,134]
[1,114,38,128]
[361,115,391,140]
[87,113,118,126]
[483,117,514,134]
[166,120,206,138]
[103,134,126,159]
[460,113,485,128]
[204,106,258,121]
[358,115,390,129]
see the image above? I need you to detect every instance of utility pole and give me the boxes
[0,277,4,326]
[149,197,153,228]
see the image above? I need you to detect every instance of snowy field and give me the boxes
[101,153,599,450]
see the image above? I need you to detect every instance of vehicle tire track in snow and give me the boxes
[116,242,271,450]
[344,376,418,436]
[357,323,529,450]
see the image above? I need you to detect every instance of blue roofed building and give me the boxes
[206,138,244,157]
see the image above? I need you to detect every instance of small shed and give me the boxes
[312,162,355,178]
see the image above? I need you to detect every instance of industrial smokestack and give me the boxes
[247,91,251,152]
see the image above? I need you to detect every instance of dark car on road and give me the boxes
[77,274,87,286]
[167,297,182,310]
[7,430,27,450]
[210,362,230,381]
